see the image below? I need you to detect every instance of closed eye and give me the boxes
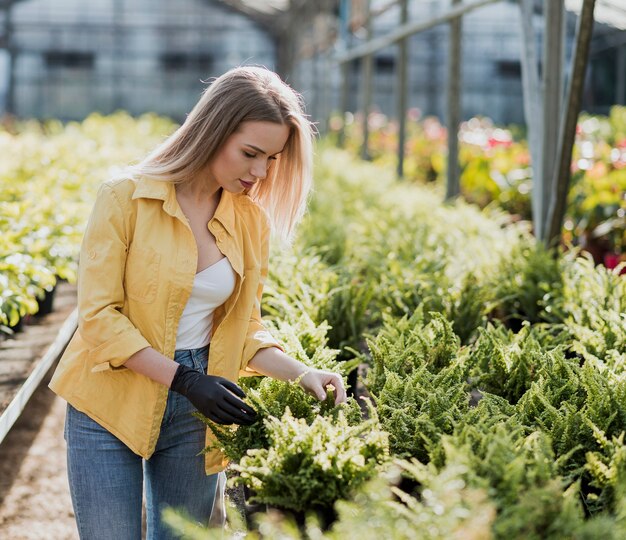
[243,151,256,158]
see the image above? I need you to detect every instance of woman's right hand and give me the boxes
[170,364,257,425]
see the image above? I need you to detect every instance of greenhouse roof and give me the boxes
[566,0,626,30]
[230,1,626,31]
[237,0,288,13]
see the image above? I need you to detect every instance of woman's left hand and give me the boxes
[299,368,347,405]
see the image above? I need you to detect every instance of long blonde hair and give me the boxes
[130,66,315,242]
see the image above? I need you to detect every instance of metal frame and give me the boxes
[335,0,600,245]
[0,309,78,446]
[336,0,501,199]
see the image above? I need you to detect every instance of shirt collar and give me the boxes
[131,176,169,202]
[131,176,236,236]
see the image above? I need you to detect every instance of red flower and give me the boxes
[604,252,626,274]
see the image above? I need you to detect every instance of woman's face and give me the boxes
[208,121,290,194]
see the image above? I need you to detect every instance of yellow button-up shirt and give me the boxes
[49,175,282,474]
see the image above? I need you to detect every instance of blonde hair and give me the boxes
[130,66,315,242]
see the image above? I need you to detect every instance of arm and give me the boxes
[124,347,178,387]
[242,213,346,405]
[124,346,256,425]
[77,183,151,368]
[248,347,347,405]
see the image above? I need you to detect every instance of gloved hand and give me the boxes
[170,364,257,425]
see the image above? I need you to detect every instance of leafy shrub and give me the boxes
[369,365,469,461]
[365,309,461,396]
[487,240,564,329]
[263,250,337,330]
[467,323,566,404]
[327,459,496,540]
[198,379,363,464]
[232,406,389,513]
[557,255,626,371]
[436,418,586,539]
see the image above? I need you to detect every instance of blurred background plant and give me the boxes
[328,105,626,266]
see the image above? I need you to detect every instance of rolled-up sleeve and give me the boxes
[78,183,151,369]
[240,219,283,375]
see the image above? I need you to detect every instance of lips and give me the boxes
[240,179,255,189]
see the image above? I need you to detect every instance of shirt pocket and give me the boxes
[124,245,160,303]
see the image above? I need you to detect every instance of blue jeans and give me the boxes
[64,346,219,540]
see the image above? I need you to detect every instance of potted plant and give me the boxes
[231,404,389,530]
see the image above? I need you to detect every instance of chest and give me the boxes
[178,199,224,274]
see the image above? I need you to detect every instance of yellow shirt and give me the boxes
[49,175,282,474]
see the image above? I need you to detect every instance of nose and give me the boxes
[250,160,267,180]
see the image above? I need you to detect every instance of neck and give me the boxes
[176,178,221,206]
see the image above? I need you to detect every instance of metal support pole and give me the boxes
[336,0,500,64]
[519,0,542,235]
[3,0,15,116]
[312,46,320,126]
[446,0,462,200]
[539,0,565,239]
[113,0,124,111]
[396,0,408,179]
[338,61,350,147]
[546,0,597,246]
[320,48,331,135]
[361,0,373,161]
[337,0,351,148]
[617,43,626,105]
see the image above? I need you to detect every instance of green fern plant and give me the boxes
[232,405,389,513]
[197,378,363,464]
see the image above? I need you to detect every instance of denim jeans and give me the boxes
[64,346,219,540]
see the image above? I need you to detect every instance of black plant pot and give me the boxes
[242,486,337,532]
[35,286,57,317]
[346,367,359,398]
[266,504,338,532]
[7,316,24,334]
[242,485,267,529]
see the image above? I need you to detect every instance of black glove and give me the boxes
[170,364,257,426]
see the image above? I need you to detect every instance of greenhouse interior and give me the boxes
[1,0,626,538]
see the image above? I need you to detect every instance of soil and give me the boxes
[0,283,78,539]
[0,367,77,539]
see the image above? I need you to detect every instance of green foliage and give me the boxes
[291,147,530,353]
[468,323,565,404]
[369,365,469,461]
[488,240,564,328]
[232,406,389,513]
[320,269,378,360]
[446,272,491,344]
[438,421,586,539]
[363,309,468,460]
[263,250,337,330]
[0,111,176,327]
[260,314,343,373]
[328,459,496,540]
[557,255,626,371]
[492,479,584,540]
[198,378,363,463]
[365,308,461,397]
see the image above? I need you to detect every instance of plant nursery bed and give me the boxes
[0,282,77,444]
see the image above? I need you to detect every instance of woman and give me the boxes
[49,66,347,540]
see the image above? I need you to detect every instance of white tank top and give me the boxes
[175,257,236,350]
